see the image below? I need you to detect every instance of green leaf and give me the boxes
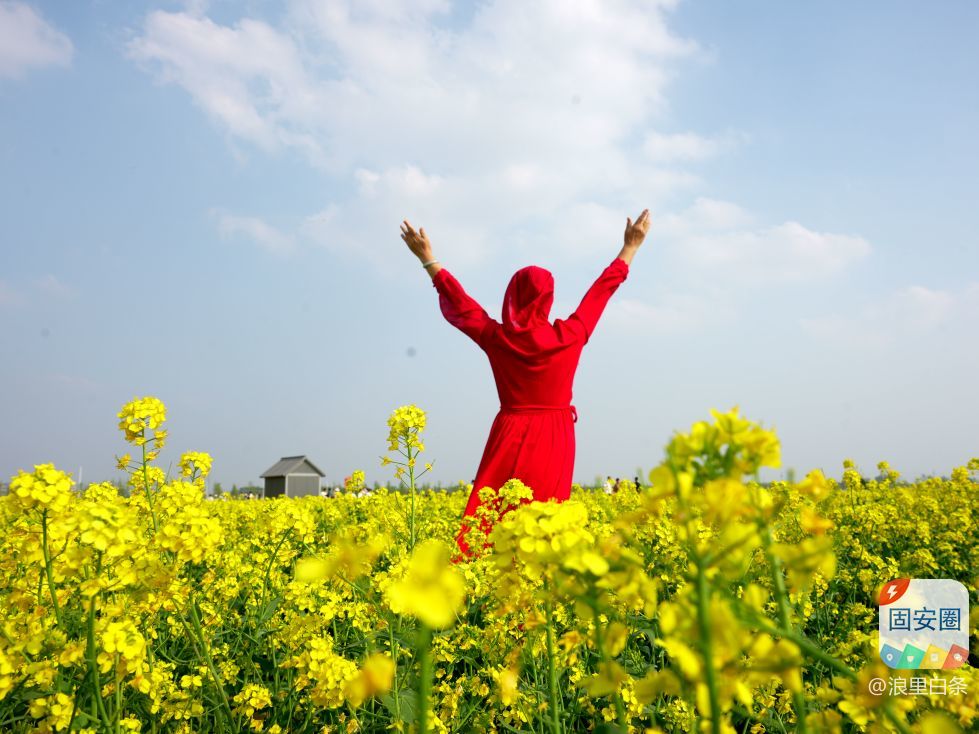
[379,689,417,725]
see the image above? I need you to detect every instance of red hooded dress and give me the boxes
[431,258,630,557]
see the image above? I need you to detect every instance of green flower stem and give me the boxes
[259,528,292,610]
[672,465,721,734]
[719,583,850,679]
[590,611,627,731]
[141,442,159,534]
[283,668,297,733]
[299,704,313,733]
[417,624,434,734]
[40,509,64,627]
[543,593,563,734]
[759,523,808,734]
[407,437,417,550]
[86,593,110,727]
[388,619,402,724]
[141,622,160,734]
[694,561,722,734]
[700,529,760,568]
[114,657,123,734]
[720,581,912,733]
[270,642,282,706]
[184,598,236,729]
[65,692,80,734]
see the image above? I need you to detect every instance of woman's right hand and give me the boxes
[624,208,651,249]
[401,219,433,261]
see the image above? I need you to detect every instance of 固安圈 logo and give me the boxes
[878,578,969,669]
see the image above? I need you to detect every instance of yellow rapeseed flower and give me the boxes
[180,451,213,479]
[233,683,272,718]
[386,405,426,452]
[9,463,73,513]
[344,653,396,707]
[344,469,366,493]
[493,667,520,706]
[117,396,166,445]
[796,468,832,502]
[384,539,466,628]
[295,531,390,583]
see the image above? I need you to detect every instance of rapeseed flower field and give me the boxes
[1,398,976,733]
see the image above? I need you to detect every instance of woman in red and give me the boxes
[400,210,651,557]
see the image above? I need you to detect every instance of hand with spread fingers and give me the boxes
[401,219,442,278]
[625,208,651,247]
[618,208,651,265]
[401,219,432,260]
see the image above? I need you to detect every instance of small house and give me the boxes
[260,456,325,498]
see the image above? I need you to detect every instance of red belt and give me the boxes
[500,404,578,423]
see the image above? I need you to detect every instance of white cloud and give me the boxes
[642,130,745,162]
[901,285,955,325]
[603,293,718,333]
[129,1,706,263]
[129,1,871,288]
[213,209,295,255]
[800,284,968,347]
[963,282,979,312]
[0,2,73,78]
[550,203,629,258]
[681,221,871,281]
[597,197,872,333]
[655,197,756,235]
[653,198,870,282]
[299,164,494,272]
[128,11,324,159]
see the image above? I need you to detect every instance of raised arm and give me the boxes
[401,219,493,346]
[432,269,494,346]
[569,209,651,341]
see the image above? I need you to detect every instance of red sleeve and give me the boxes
[432,269,494,347]
[568,258,629,343]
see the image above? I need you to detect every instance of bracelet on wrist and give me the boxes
[421,259,439,268]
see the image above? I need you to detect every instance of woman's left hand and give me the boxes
[401,219,433,261]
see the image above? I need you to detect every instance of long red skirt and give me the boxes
[455,405,577,557]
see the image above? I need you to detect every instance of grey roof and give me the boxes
[260,455,325,478]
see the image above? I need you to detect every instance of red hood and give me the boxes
[502,265,553,332]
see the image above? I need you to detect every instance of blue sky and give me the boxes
[2,0,977,491]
